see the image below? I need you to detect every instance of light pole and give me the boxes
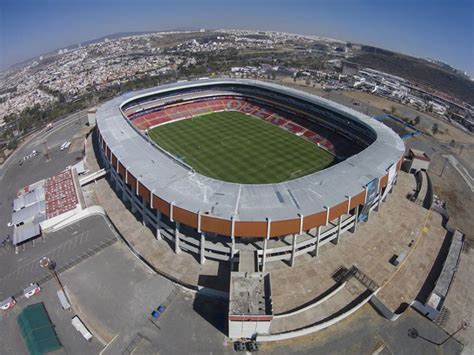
[39,256,65,294]
[408,319,470,347]
[440,157,449,177]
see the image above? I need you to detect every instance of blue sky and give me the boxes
[1,0,473,75]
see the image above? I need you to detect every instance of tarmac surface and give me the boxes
[0,215,118,299]
[260,304,462,355]
[0,277,103,355]
[0,110,87,243]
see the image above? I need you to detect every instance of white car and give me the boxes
[24,284,41,298]
[0,297,16,311]
[60,141,71,151]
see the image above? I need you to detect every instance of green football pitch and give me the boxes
[148,111,335,184]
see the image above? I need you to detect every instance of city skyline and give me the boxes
[1,0,473,75]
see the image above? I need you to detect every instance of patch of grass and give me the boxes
[148,111,335,184]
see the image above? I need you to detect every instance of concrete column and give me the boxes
[131,188,137,214]
[314,226,321,258]
[174,221,181,254]
[231,236,236,261]
[156,210,162,240]
[291,234,298,267]
[262,238,268,272]
[115,174,120,191]
[262,218,271,272]
[375,190,382,211]
[350,205,359,233]
[200,233,206,265]
[332,216,342,245]
[230,216,236,262]
[365,204,371,222]
[142,199,146,226]
[122,183,127,202]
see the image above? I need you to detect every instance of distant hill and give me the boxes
[351,46,474,105]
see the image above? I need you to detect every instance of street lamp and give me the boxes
[39,256,65,294]
[408,319,471,346]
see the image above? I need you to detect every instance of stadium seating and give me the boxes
[125,95,366,157]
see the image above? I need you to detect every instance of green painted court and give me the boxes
[148,111,335,184]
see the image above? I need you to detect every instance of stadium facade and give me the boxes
[95,79,405,269]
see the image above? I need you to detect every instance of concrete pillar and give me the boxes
[314,226,321,258]
[291,234,298,267]
[375,190,382,211]
[262,218,271,272]
[200,233,206,265]
[230,216,236,262]
[262,238,268,272]
[131,188,137,214]
[174,221,181,254]
[122,183,127,202]
[365,204,371,222]
[332,216,342,245]
[115,174,120,191]
[156,210,162,240]
[231,236,236,260]
[350,205,359,233]
[142,199,146,226]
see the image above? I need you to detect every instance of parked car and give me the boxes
[0,297,16,311]
[24,283,41,298]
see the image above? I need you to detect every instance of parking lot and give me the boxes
[0,276,103,355]
[0,215,118,300]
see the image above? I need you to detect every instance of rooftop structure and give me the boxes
[406,148,431,173]
[228,272,273,338]
[45,169,80,219]
[12,168,83,247]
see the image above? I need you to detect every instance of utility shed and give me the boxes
[228,272,273,339]
[406,148,430,173]
[17,303,62,355]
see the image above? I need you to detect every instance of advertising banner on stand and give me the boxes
[358,178,379,222]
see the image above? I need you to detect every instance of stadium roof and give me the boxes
[97,79,405,222]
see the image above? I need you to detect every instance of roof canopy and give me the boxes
[17,303,62,355]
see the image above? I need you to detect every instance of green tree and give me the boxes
[431,123,439,134]
[414,115,421,125]
[450,139,456,147]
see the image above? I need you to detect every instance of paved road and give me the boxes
[0,215,118,299]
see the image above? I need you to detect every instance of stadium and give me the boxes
[95,79,405,269]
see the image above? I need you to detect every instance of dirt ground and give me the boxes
[275,77,473,145]
[341,91,474,144]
